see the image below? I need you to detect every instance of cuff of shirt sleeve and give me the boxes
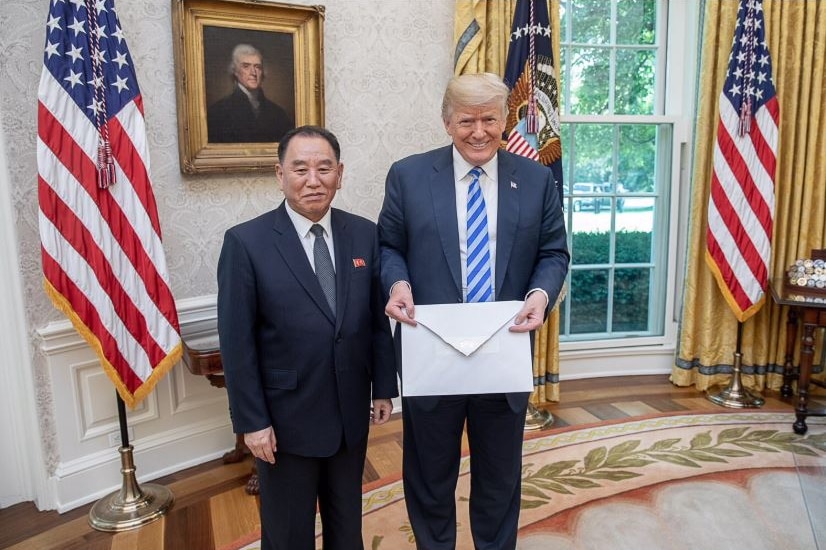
[390,280,411,295]
[526,288,549,309]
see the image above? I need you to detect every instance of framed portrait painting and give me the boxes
[172,0,324,173]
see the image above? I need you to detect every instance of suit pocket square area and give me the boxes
[400,301,533,396]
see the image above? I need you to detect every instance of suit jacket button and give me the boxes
[335,336,343,343]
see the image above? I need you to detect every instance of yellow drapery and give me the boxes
[673,0,826,391]
[453,0,562,403]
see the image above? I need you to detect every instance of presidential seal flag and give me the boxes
[37,0,182,408]
[706,0,779,323]
[503,0,563,200]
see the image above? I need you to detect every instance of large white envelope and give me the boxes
[401,301,533,396]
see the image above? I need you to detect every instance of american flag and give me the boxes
[37,0,182,408]
[706,0,779,323]
[503,0,563,203]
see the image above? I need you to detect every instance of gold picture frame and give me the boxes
[171,0,324,173]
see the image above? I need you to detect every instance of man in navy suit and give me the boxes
[378,73,569,549]
[218,125,398,550]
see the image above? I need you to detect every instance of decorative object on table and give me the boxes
[786,255,826,297]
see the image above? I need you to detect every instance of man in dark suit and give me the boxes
[207,43,294,143]
[218,125,398,550]
[377,73,569,549]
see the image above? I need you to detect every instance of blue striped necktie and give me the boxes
[466,167,493,302]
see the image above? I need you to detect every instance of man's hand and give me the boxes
[385,282,416,326]
[510,291,548,333]
[371,399,394,425]
[244,426,277,464]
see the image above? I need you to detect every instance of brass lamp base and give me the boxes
[706,352,765,409]
[524,403,554,431]
[88,445,174,532]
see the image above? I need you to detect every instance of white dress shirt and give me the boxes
[452,147,498,302]
[284,202,336,272]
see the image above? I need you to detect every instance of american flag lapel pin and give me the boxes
[511,181,518,189]
[352,258,366,268]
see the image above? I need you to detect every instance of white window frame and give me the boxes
[557,0,699,377]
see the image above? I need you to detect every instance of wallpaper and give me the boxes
[0,0,454,470]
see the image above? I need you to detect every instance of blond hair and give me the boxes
[441,72,509,122]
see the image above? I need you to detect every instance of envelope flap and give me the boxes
[414,301,523,357]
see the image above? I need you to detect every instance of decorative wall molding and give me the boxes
[51,418,232,513]
[75,362,155,442]
[35,295,235,512]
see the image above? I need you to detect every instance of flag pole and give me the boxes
[706,321,765,408]
[88,392,174,532]
[525,401,554,431]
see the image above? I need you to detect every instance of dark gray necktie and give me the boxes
[310,224,336,313]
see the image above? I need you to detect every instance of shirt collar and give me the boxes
[284,201,333,239]
[451,146,498,183]
[237,82,260,101]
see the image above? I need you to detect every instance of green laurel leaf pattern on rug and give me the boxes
[223,413,826,549]
[520,427,826,509]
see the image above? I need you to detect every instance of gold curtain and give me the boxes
[453,0,563,403]
[673,0,826,391]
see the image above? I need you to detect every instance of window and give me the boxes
[558,0,682,344]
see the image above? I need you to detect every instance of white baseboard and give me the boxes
[559,346,676,380]
[51,420,234,513]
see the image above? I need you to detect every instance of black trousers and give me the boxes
[257,437,368,550]
[402,394,526,550]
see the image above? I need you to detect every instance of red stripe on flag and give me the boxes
[40,249,145,393]
[38,0,181,408]
[109,112,162,235]
[706,231,753,312]
[755,97,779,176]
[105,116,180,330]
[715,118,774,238]
[709,169,769,286]
[38,176,169,367]
[39,103,179,332]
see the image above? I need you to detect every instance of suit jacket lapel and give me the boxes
[331,210,350,331]
[272,203,336,324]
[496,153,519,297]
[430,147,462,297]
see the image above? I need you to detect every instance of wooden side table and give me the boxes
[182,335,259,494]
[769,278,826,434]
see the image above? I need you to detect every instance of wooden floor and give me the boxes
[1,374,820,550]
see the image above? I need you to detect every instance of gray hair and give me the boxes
[441,72,509,122]
[228,43,264,78]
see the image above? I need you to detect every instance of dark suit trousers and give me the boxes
[257,437,368,550]
[402,394,526,550]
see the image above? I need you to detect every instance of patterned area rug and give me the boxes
[223,412,826,550]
